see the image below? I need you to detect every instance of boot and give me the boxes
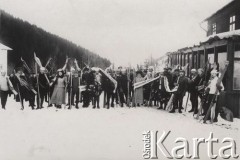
[188,109,194,112]
[157,105,163,109]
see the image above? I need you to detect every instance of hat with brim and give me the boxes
[136,70,143,76]
[191,69,197,72]
[15,67,23,72]
[211,69,219,74]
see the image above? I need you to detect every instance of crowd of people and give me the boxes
[0,56,226,123]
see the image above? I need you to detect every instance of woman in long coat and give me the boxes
[134,71,145,106]
[50,58,69,108]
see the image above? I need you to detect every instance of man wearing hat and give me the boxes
[115,68,125,107]
[188,68,200,114]
[12,67,37,110]
[121,68,129,106]
[36,67,50,109]
[67,60,81,109]
[129,69,134,104]
[169,69,188,113]
[80,65,91,107]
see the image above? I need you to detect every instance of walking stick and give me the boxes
[166,93,174,111]
[17,83,24,110]
[131,69,136,107]
[117,90,122,107]
[184,92,190,112]
[148,82,153,107]
[127,68,130,107]
[78,73,81,106]
[43,74,50,107]
[203,95,217,123]
[69,72,73,109]
[103,91,106,108]
[196,58,209,119]
[166,76,179,111]
[35,63,41,108]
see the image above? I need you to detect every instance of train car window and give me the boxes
[189,54,192,69]
[230,15,236,31]
[218,52,227,73]
[182,54,185,66]
[208,53,214,64]
[185,54,188,65]
[200,53,205,68]
[234,51,240,58]
[194,54,198,69]
[218,52,227,89]
[233,51,240,90]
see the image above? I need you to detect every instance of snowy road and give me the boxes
[0,97,239,160]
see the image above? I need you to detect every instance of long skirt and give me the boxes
[135,87,143,104]
[50,87,66,105]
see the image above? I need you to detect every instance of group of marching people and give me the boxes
[0,55,227,123]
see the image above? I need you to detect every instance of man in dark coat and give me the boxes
[115,69,125,107]
[129,69,134,104]
[67,69,81,109]
[169,70,188,113]
[67,59,82,109]
[188,69,200,114]
[121,69,129,106]
[36,67,50,109]
[81,67,91,107]
[12,67,37,110]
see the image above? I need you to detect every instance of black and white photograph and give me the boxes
[0,0,239,159]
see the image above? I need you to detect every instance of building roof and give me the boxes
[0,43,12,50]
[203,29,240,43]
[167,30,240,55]
[204,0,235,22]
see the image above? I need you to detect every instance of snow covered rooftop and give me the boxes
[203,29,240,43]
[0,43,12,50]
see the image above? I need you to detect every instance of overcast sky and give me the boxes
[0,0,232,66]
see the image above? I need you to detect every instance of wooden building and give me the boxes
[167,0,240,118]
[0,43,12,74]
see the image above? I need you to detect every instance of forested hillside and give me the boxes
[0,10,111,73]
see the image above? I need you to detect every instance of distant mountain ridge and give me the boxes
[0,10,111,73]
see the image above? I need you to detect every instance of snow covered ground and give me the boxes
[0,95,239,160]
